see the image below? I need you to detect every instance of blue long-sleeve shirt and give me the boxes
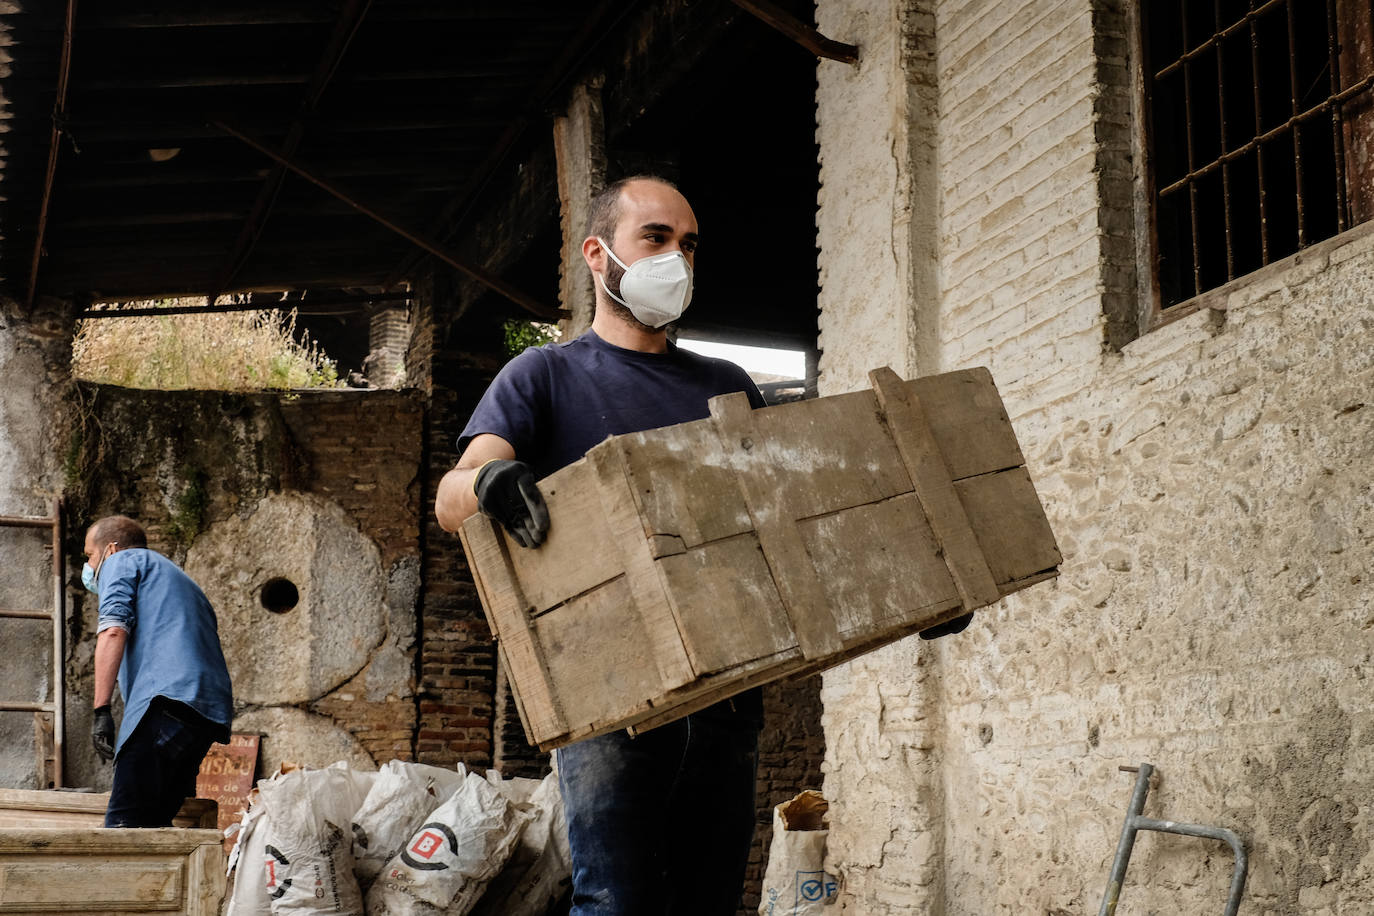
[96,548,233,754]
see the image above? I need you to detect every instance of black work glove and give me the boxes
[474,459,550,549]
[919,611,974,640]
[92,705,116,763]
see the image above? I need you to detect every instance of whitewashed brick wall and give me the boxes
[816,0,1374,913]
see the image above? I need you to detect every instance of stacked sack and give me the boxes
[225,760,570,916]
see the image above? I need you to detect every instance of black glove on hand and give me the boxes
[474,459,550,549]
[918,611,974,641]
[92,705,116,763]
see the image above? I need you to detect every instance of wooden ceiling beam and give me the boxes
[215,120,566,322]
[211,0,373,302]
[25,0,76,309]
[726,0,859,64]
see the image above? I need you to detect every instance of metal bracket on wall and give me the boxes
[1098,762,1249,916]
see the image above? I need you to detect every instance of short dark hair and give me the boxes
[586,174,680,243]
[89,515,148,549]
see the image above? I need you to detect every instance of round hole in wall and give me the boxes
[260,577,300,614]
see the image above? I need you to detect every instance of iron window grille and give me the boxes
[1139,0,1374,315]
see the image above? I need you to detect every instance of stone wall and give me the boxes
[815,0,1374,912]
[65,386,423,784]
[0,296,73,789]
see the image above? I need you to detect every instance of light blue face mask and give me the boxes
[82,544,112,594]
[81,562,99,594]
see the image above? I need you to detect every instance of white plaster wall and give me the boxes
[815,0,1374,912]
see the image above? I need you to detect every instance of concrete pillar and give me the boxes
[816,0,940,394]
[0,295,75,789]
[553,77,608,339]
[814,2,949,913]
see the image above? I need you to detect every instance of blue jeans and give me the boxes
[556,706,761,916]
[105,698,217,828]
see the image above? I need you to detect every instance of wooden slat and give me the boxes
[0,790,217,829]
[457,518,567,741]
[0,609,51,620]
[708,392,844,660]
[656,533,795,675]
[617,421,754,552]
[797,493,959,640]
[534,577,662,734]
[869,367,1002,610]
[910,367,1026,479]
[955,468,1063,586]
[587,443,696,690]
[505,459,623,614]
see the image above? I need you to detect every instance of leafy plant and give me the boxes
[502,319,560,358]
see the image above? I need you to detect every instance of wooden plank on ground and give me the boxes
[870,367,1001,611]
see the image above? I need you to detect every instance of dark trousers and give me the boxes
[555,710,760,916]
[105,698,217,828]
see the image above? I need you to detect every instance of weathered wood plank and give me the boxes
[0,790,216,829]
[534,577,663,734]
[708,392,845,660]
[797,493,960,640]
[911,367,1025,479]
[656,532,795,675]
[458,518,567,740]
[955,467,1063,585]
[588,442,696,689]
[505,459,623,613]
[870,367,1002,610]
[618,421,753,552]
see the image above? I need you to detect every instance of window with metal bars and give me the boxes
[1139,0,1374,314]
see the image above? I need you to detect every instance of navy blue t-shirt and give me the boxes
[459,329,766,479]
[459,328,767,724]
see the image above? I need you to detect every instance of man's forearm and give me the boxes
[93,627,127,708]
[435,466,481,532]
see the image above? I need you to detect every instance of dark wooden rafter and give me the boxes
[26,0,78,308]
[214,120,567,322]
[384,0,637,288]
[727,0,859,64]
[209,0,372,303]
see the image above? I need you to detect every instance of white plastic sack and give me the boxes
[352,760,468,887]
[224,795,270,916]
[759,790,839,916]
[257,763,377,915]
[469,771,571,916]
[365,771,534,916]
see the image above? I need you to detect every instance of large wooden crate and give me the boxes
[460,367,1060,750]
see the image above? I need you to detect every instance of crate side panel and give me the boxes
[798,493,963,639]
[534,577,664,734]
[911,368,1026,479]
[955,467,1062,586]
[509,459,623,613]
[656,533,796,675]
[618,420,754,551]
[749,390,912,519]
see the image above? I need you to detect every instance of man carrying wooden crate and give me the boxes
[436,176,766,915]
[83,515,233,828]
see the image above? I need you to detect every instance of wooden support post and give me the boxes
[553,77,608,338]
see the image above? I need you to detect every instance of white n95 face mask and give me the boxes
[596,237,694,328]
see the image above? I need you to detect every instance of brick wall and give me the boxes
[68,386,424,778]
[816,0,1374,913]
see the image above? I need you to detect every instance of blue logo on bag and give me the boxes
[796,869,837,904]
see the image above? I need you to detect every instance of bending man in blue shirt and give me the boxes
[436,176,764,915]
[83,515,233,828]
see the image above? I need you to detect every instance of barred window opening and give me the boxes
[1140,0,1374,312]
